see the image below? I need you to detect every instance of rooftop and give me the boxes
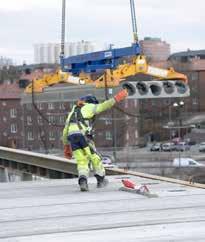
[170,49,205,59]
[0,175,205,241]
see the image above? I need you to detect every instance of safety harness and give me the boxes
[69,105,89,131]
[68,104,96,134]
[68,104,99,155]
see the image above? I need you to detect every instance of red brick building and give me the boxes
[169,50,205,113]
[20,85,139,151]
[2,48,205,150]
[138,50,205,141]
[0,82,24,148]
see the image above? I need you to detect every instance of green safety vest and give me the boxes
[62,98,115,145]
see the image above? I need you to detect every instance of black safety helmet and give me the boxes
[79,95,99,104]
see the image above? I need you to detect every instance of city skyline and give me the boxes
[0,0,204,64]
[34,41,101,64]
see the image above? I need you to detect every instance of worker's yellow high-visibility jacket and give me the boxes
[63,98,115,145]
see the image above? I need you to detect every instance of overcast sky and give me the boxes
[0,0,204,64]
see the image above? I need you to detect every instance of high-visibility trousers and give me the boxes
[68,133,105,178]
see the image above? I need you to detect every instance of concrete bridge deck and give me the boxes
[0,175,205,241]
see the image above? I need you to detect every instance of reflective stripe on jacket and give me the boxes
[62,98,115,145]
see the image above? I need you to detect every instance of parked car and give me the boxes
[150,143,161,152]
[162,142,175,152]
[188,140,196,146]
[173,158,205,167]
[185,139,196,146]
[172,137,181,144]
[101,155,113,165]
[175,142,190,152]
[199,142,205,152]
[89,155,116,169]
[101,155,117,168]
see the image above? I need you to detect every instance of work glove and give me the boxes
[64,144,72,159]
[114,88,128,103]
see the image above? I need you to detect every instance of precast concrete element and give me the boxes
[0,146,77,176]
[122,80,190,99]
[1,146,205,189]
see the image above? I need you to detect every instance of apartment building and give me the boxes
[169,50,205,113]
[138,49,205,141]
[21,85,139,151]
[34,40,97,64]
[0,82,24,148]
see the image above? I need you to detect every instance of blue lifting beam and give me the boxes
[60,43,141,75]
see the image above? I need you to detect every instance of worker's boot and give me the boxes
[78,176,89,192]
[95,175,109,188]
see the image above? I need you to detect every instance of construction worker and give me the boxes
[63,89,128,191]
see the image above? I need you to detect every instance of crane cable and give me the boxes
[30,0,177,126]
[31,80,64,127]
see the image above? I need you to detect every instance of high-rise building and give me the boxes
[34,41,98,64]
[140,37,171,62]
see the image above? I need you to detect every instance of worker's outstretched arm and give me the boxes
[81,89,128,119]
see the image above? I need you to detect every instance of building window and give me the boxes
[151,100,155,107]
[38,133,41,140]
[48,116,55,124]
[27,131,34,141]
[105,131,112,140]
[37,103,43,110]
[105,119,112,125]
[38,131,45,141]
[27,116,32,125]
[191,72,198,81]
[60,116,66,125]
[192,98,198,105]
[10,108,17,118]
[69,103,74,110]
[59,103,65,110]
[11,124,17,133]
[49,131,55,141]
[126,131,129,140]
[37,116,43,125]
[135,130,138,138]
[48,103,54,110]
